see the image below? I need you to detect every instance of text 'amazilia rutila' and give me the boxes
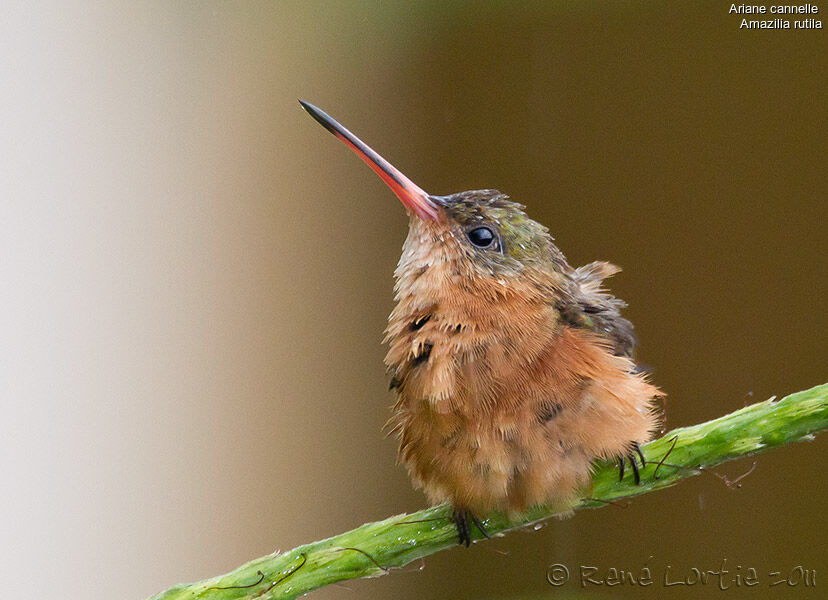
[300,100,662,546]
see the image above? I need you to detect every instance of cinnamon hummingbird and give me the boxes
[300,100,662,546]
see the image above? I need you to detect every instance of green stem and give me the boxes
[148,382,828,600]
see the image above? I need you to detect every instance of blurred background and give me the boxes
[1,2,825,599]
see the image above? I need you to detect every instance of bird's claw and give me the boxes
[451,507,490,547]
[618,442,645,485]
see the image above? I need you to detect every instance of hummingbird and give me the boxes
[300,100,662,546]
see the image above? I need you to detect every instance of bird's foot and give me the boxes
[451,507,490,547]
[618,442,646,485]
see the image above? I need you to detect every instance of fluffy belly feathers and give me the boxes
[386,300,660,514]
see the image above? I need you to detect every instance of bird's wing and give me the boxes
[557,261,637,359]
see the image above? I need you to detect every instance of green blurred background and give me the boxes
[2,2,825,599]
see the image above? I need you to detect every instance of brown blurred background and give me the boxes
[1,2,825,599]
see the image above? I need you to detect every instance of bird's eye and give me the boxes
[467,226,496,248]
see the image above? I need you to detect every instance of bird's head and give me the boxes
[300,101,570,297]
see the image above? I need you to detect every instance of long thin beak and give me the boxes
[299,100,439,220]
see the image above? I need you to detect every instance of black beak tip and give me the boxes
[298,99,320,120]
[298,99,339,137]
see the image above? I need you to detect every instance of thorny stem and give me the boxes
[148,382,828,600]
